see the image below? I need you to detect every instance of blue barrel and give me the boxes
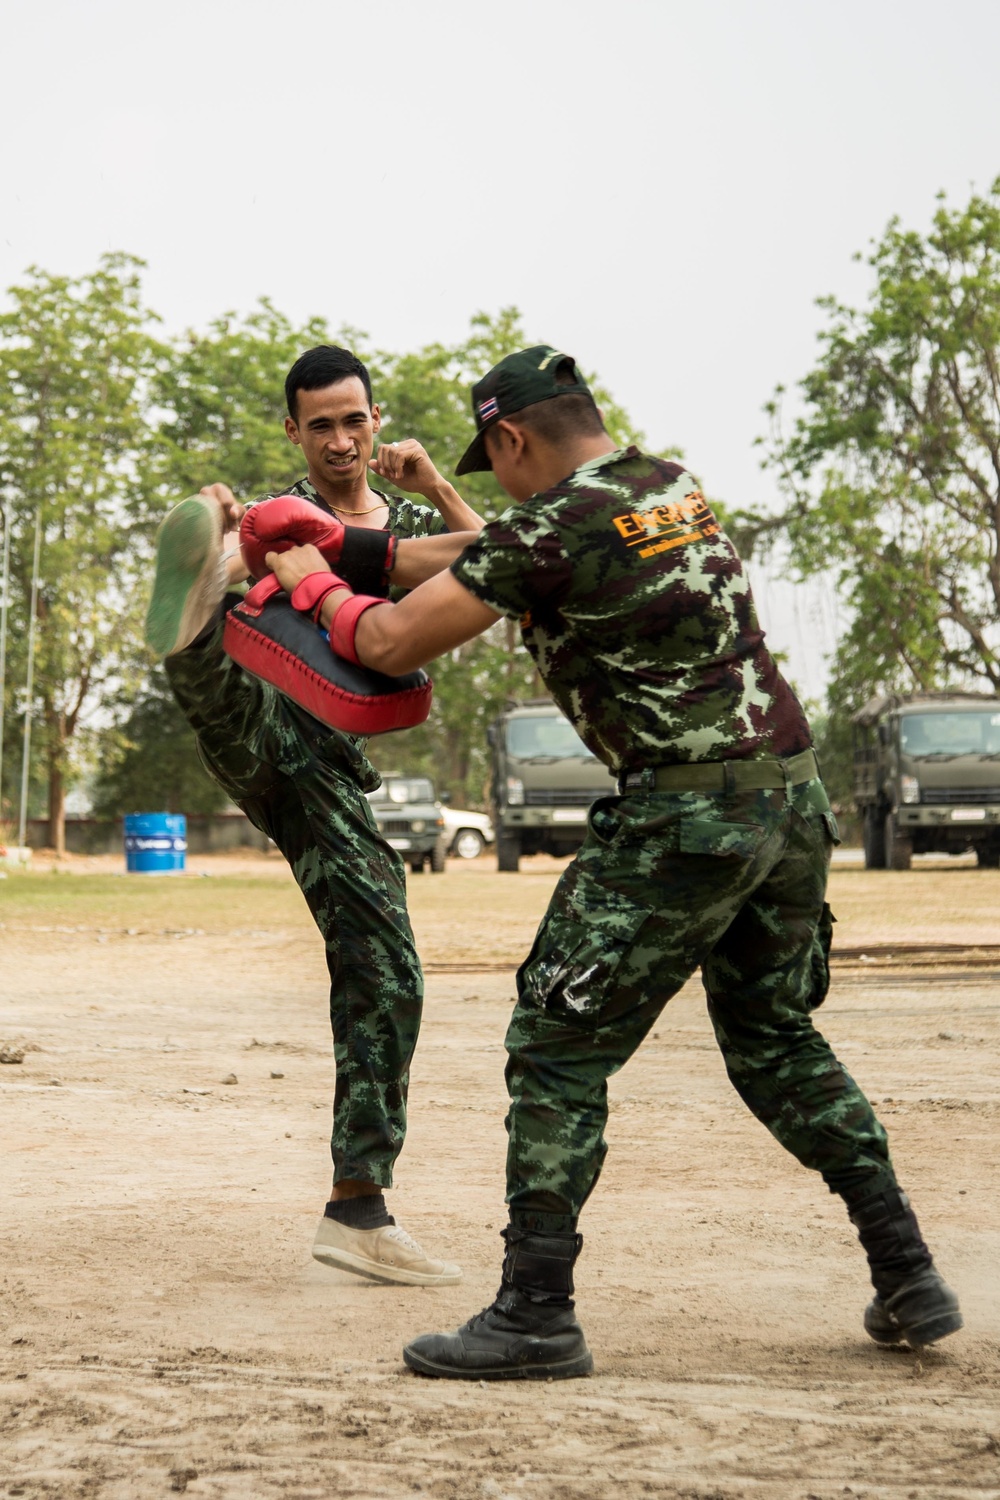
[124,813,187,874]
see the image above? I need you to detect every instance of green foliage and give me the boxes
[371,308,649,521]
[91,667,228,818]
[2,265,653,822]
[0,716,47,827]
[0,254,164,844]
[805,700,854,808]
[756,179,1000,706]
[149,300,333,502]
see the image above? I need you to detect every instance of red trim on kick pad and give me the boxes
[222,613,431,734]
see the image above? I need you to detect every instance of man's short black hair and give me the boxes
[486,390,606,450]
[285,345,373,420]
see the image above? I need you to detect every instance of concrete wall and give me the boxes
[23,813,271,856]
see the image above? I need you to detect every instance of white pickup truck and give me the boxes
[440,805,495,860]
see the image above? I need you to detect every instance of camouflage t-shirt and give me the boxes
[451,447,811,772]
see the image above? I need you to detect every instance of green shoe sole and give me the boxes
[145,496,224,656]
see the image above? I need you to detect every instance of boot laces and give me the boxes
[467,1303,503,1333]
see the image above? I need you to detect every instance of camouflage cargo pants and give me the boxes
[505,774,896,1228]
[165,624,423,1188]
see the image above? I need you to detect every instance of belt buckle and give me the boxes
[622,768,654,792]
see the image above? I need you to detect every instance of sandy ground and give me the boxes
[1,849,998,1499]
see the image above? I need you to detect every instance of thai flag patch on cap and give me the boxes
[478,396,500,422]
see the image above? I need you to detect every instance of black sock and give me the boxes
[324,1194,393,1230]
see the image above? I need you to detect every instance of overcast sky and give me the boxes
[4,0,998,699]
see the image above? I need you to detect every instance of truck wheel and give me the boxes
[429,842,446,873]
[863,808,887,869]
[409,854,425,874]
[976,846,1000,868]
[496,829,521,872]
[452,828,485,860]
[885,813,913,871]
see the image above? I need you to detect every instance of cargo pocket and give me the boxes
[585,795,623,846]
[794,777,841,847]
[678,817,767,858]
[809,901,836,1011]
[519,871,651,1029]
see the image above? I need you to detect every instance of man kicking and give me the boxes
[262,345,963,1376]
[146,344,482,1287]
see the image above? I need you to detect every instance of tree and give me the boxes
[91,667,228,818]
[755,180,1000,708]
[103,301,343,819]
[374,307,648,522]
[149,299,333,502]
[0,266,661,831]
[0,254,163,851]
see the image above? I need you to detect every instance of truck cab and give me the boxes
[488,699,617,871]
[852,692,1000,869]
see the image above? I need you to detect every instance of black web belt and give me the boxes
[617,747,820,795]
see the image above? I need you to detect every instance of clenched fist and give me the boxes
[368,438,445,498]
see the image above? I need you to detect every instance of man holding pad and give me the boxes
[264,345,962,1378]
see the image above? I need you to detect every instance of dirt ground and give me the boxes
[1,848,998,1499]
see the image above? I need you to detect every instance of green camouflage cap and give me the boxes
[455,345,592,476]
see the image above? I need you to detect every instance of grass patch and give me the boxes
[0,869,306,932]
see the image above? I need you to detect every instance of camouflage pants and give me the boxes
[165,624,422,1188]
[505,775,896,1228]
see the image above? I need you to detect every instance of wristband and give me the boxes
[330,593,391,666]
[339,529,398,597]
[290,570,351,624]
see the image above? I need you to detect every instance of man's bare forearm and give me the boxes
[368,444,485,531]
[420,478,485,532]
[347,570,500,675]
[269,544,499,673]
[391,531,480,588]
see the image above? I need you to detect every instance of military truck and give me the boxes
[852,692,1000,869]
[487,699,617,871]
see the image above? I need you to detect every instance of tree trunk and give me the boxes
[46,709,66,856]
[48,757,65,856]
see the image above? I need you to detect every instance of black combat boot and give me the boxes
[402,1226,593,1380]
[849,1187,963,1348]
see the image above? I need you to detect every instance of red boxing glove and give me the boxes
[240,495,396,596]
[240,496,344,578]
[289,570,351,624]
[330,593,391,666]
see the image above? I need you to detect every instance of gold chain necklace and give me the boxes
[327,498,389,517]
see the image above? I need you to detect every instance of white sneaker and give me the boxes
[311,1215,462,1287]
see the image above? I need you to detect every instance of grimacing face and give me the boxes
[285,377,381,489]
